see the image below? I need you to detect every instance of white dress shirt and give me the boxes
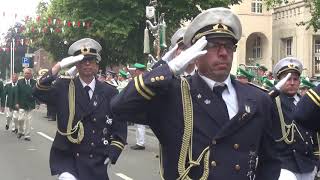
[79,77,96,99]
[198,74,239,119]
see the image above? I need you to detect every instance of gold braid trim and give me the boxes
[36,79,51,88]
[307,90,320,107]
[36,83,50,91]
[275,97,304,144]
[139,74,155,96]
[314,133,320,157]
[176,77,210,180]
[111,141,125,150]
[56,79,84,144]
[134,76,151,100]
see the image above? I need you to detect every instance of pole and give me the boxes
[10,41,12,80]
[12,38,15,75]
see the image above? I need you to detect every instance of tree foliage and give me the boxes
[23,0,242,69]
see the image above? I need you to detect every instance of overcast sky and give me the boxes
[0,0,50,37]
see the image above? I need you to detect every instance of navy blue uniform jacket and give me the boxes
[33,71,127,180]
[111,64,280,180]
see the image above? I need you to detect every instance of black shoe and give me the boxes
[130,144,145,150]
[17,133,24,139]
[11,129,18,133]
[5,125,9,130]
[24,137,31,141]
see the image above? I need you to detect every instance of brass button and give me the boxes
[305,151,308,155]
[89,154,93,158]
[306,131,309,135]
[233,144,240,150]
[293,149,296,153]
[159,76,165,80]
[305,142,309,145]
[91,142,95,147]
[93,118,97,122]
[151,78,155,82]
[235,164,240,171]
[92,130,95,134]
[155,76,160,81]
[212,140,217,145]
[76,153,80,157]
[211,161,217,167]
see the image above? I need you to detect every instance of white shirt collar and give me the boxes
[198,73,232,92]
[79,77,96,92]
[293,94,300,105]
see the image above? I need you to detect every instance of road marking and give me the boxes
[37,131,54,142]
[115,173,133,180]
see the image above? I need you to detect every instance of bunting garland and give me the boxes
[1,11,92,34]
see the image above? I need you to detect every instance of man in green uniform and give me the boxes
[2,73,19,132]
[16,68,37,141]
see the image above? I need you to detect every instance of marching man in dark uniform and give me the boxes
[294,84,320,130]
[111,7,280,179]
[2,73,19,132]
[271,57,318,180]
[16,68,37,141]
[33,38,127,180]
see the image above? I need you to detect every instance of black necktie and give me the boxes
[212,85,230,120]
[84,86,91,102]
[288,96,296,111]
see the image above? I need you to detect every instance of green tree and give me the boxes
[24,0,242,69]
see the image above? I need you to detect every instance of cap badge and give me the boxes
[288,64,294,68]
[197,94,202,99]
[80,47,90,55]
[213,23,228,32]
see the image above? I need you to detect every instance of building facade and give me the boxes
[33,48,54,74]
[231,0,320,78]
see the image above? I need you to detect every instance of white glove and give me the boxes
[168,36,207,75]
[162,44,178,62]
[275,73,291,90]
[66,66,78,76]
[104,157,112,168]
[58,54,84,69]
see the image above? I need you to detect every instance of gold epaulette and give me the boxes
[247,82,269,92]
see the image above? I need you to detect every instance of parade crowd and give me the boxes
[2,7,320,180]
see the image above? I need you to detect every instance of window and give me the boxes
[251,0,262,13]
[315,40,320,53]
[286,38,292,56]
[314,39,320,75]
[252,36,262,58]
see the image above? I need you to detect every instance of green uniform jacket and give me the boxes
[2,83,18,110]
[0,80,4,107]
[16,78,37,110]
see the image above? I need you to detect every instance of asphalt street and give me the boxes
[0,105,162,180]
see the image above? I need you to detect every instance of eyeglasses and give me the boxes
[206,41,237,52]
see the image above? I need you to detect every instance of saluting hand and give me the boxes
[275,73,292,90]
[162,44,179,63]
[52,55,84,76]
[168,36,207,75]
